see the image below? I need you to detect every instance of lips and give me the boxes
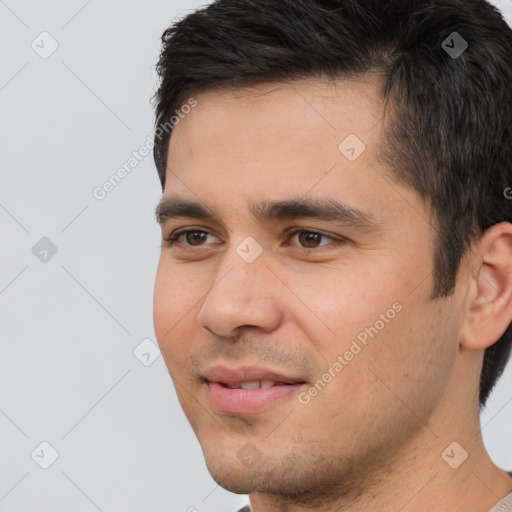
[203,366,307,387]
[202,365,308,414]
[220,380,293,389]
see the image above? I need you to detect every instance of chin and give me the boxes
[200,440,279,495]
[201,444,332,497]
[205,457,261,494]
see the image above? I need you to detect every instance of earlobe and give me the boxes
[460,222,512,351]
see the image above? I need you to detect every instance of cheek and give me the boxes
[153,260,200,360]
[153,263,174,341]
[355,295,458,419]
[293,259,451,395]
[288,263,400,348]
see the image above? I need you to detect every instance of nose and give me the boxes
[197,246,284,339]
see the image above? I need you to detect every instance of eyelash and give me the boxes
[162,228,346,253]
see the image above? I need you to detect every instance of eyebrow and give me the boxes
[155,195,384,233]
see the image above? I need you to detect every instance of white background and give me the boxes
[1,1,511,511]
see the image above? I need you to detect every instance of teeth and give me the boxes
[225,380,285,389]
[240,381,260,390]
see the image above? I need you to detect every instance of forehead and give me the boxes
[166,76,385,181]
[161,75,428,237]
[168,76,386,163]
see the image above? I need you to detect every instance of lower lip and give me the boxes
[206,381,306,414]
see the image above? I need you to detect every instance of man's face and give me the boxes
[153,77,462,497]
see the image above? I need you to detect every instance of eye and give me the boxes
[286,229,344,251]
[163,229,220,248]
[162,228,346,252]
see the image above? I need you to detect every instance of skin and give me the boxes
[153,74,512,512]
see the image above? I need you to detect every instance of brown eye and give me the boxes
[163,229,219,248]
[184,231,208,246]
[288,229,339,250]
[297,231,323,248]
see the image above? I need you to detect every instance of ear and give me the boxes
[460,222,512,351]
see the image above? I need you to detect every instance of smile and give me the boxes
[205,380,306,414]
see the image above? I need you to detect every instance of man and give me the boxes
[151,0,512,510]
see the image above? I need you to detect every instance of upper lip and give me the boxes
[203,365,307,387]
